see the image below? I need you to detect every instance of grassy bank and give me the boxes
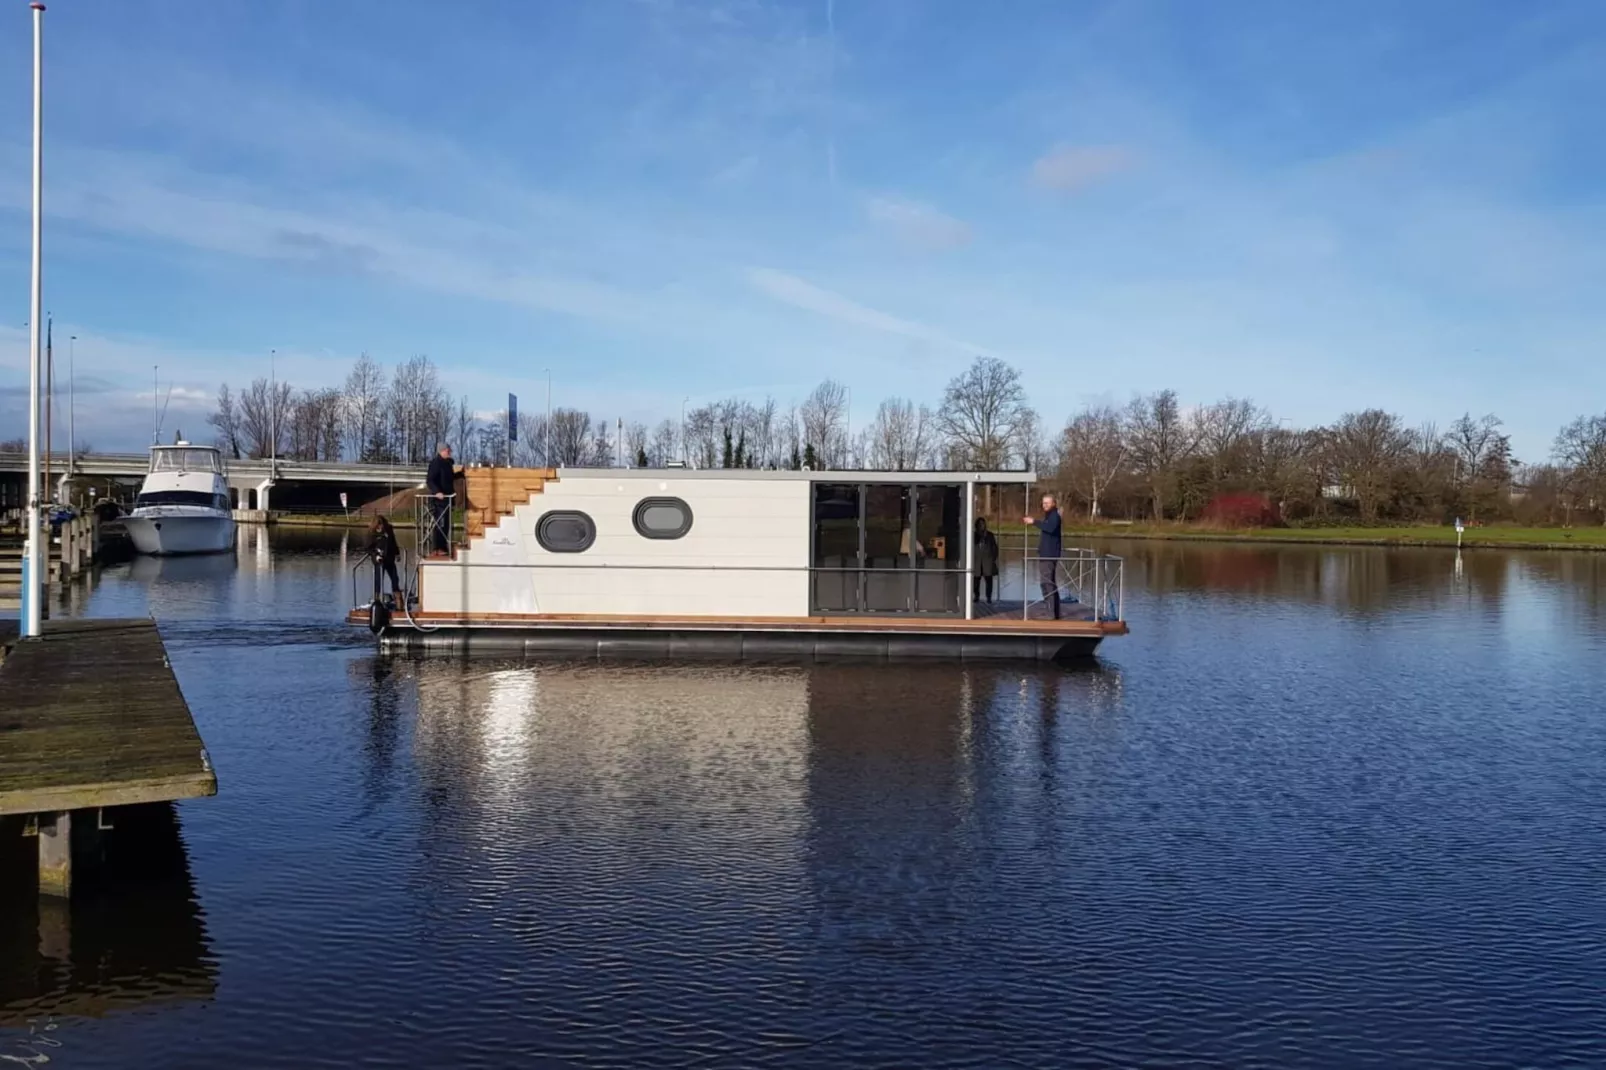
[988,520,1606,552]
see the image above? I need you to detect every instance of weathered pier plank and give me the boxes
[0,619,216,818]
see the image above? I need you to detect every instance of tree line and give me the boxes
[201,353,1606,526]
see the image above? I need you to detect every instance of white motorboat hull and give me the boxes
[125,513,237,556]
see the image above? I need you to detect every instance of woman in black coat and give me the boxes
[369,515,402,606]
[973,517,1000,604]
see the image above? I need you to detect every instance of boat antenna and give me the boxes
[154,367,175,444]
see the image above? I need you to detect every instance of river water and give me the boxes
[3,529,1605,1068]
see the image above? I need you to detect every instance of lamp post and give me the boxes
[681,396,690,464]
[67,333,75,473]
[269,348,277,472]
[543,368,552,468]
[22,0,45,637]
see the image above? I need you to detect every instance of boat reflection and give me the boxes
[0,804,216,1029]
[379,657,1124,909]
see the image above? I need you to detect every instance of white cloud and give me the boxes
[744,267,993,356]
[1030,144,1134,192]
[864,197,972,251]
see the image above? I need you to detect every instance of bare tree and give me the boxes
[684,404,720,468]
[1124,390,1196,521]
[239,377,294,459]
[801,379,851,468]
[454,397,478,462]
[1329,409,1411,522]
[624,421,650,467]
[549,408,592,466]
[507,410,549,467]
[1058,405,1125,518]
[1245,426,1315,516]
[342,353,387,461]
[1446,412,1510,522]
[1193,397,1268,486]
[865,397,934,470]
[649,419,677,467]
[208,384,244,459]
[1553,413,1606,523]
[387,355,451,464]
[937,357,1032,470]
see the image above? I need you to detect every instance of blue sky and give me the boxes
[1,0,1603,459]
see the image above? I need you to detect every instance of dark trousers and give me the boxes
[428,496,450,554]
[1039,558,1061,619]
[373,555,400,603]
[972,574,995,602]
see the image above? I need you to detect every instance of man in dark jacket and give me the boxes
[425,443,455,557]
[1023,493,1062,619]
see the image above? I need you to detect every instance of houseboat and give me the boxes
[123,442,237,556]
[348,467,1128,662]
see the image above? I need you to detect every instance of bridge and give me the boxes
[0,452,427,512]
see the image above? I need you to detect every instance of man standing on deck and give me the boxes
[426,443,455,558]
[1023,493,1062,619]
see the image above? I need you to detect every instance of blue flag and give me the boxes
[508,393,518,443]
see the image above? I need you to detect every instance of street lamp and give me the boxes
[543,368,552,467]
[681,395,690,464]
[68,334,75,473]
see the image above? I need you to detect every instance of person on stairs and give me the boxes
[425,443,455,558]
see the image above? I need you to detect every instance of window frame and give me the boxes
[631,496,695,540]
[535,509,597,553]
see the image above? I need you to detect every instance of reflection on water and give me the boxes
[5,529,1605,1067]
[0,805,215,1049]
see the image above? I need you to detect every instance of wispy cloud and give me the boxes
[1030,144,1134,192]
[864,197,972,251]
[744,267,993,356]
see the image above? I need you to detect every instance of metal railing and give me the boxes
[351,546,421,610]
[1022,550,1124,622]
[346,551,1124,625]
[413,493,456,558]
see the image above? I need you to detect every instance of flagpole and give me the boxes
[22,1,46,637]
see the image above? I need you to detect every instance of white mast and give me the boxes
[22,1,46,638]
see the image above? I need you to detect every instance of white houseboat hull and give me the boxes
[125,513,237,556]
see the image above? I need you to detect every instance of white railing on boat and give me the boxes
[352,547,1126,624]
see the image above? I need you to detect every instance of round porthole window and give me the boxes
[536,510,596,553]
[632,497,693,540]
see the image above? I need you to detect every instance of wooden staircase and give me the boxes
[460,468,557,540]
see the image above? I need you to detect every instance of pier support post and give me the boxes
[37,811,72,898]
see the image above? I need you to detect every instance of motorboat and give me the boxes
[124,442,237,556]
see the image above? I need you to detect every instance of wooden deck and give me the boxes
[0,619,216,816]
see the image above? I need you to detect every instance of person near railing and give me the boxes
[425,442,455,558]
[368,515,401,607]
[1023,492,1062,620]
[972,516,999,604]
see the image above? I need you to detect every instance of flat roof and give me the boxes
[497,466,1040,484]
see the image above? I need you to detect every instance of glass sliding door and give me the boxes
[913,485,963,613]
[811,483,860,612]
[809,480,965,615]
[863,484,913,612]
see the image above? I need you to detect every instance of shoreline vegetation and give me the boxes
[991,520,1606,552]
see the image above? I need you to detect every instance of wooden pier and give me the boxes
[0,618,216,897]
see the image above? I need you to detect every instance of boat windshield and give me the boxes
[149,448,222,474]
[135,490,230,511]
